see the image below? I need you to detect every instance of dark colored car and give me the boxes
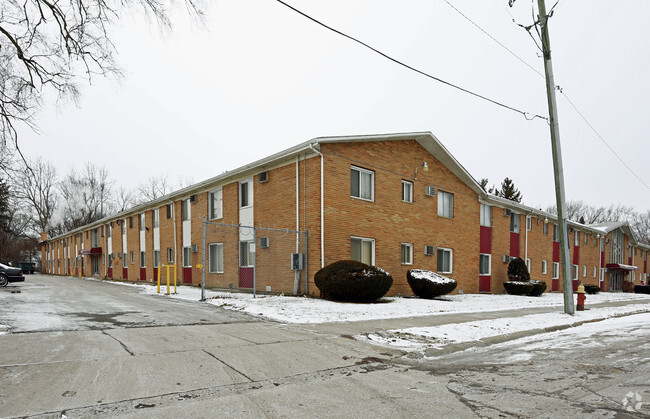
[0,262,24,287]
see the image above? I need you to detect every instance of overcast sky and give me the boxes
[17,0,650,212]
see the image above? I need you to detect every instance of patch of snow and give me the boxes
[408,269,455,284]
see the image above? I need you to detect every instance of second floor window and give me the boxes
[351,166,374,201]
[437,191,453,218]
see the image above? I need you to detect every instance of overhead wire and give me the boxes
[444,0,649,191]
[274,0,547,122]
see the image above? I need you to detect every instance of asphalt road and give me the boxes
[1,275,648,418]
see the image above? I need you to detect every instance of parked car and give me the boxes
[19,262,36,274]
[0,262,24,286]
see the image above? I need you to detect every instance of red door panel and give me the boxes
[108,268,113,279]
[480,226,491,254]
[510,232,520,258]
[239,267,254,288]
[552,278,559,292]
[183,267,192,284]
[140,268,147,281]
[479,275,491,293]
[123,268,128,279]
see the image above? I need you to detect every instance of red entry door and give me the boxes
[239,267,254,288]
[183,267,192,284]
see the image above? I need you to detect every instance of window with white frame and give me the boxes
[583,265,587,277]
[593,266,597,278]
[209,188,223,220]
[183,246,192,267]
[584,233,588,245]
[167,248,173,263]
[479,254,491,275]
[240,182,250,208]
[437,190,453,218]
[437,248,453,273]
[153,250,160,268]
[542,260,548,275]
[510,213,520,233]
[153,209,159,228]
[209,243,224,273]
[552,262,559,279]
[553,225,559,241]
[239,241,255,267]
[130,251,135,265]
[480,204,491,227]
[543,221,548,235]
[401,243,413,265]
[526,258,531,272]
[182,199,190,221]
[572,264,578,280]
[574,231,580,246]
[140,213,145,231]
[401,180,413,203]
[350,166,374,201]
[526,216,532,231]
[351,237,375,265]
[123,253,127,268]
[140,251,146,268]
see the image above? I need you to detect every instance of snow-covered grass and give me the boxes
[91,277,650,324]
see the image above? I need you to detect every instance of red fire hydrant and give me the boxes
[576,284,586,311]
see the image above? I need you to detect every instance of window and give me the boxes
[480,204,491,227]
[350,166,374,201]
[553,225,559,241]
[543,221,548,235]
[584,233,588,245]
[572,264,578,280]
[552,262,559,279]
[183,246,192,267]
[123,253,127,268]
[239,241,255,267]
[130,251,134,265]
[401,243,413,265]
[479,254,491,275]
[167,248,173,263]
[593,266,597,278]
[526,258,531,272]
[153,209,159,228]
[582,265,587,277]
[401,180,413,203]
[209,243,224,273]
[351,237,374,265]
[574,231,579,246]
[526,216,532,231]
[129,217,133,229]
[510,213,520,233]
[107,225,111,238]
[542,260,548,275]
[437,190,453,218]
[437,248,453,273]
[122,219,127,235]
[209,188,223,219]
[153,250,160,268]
[139,213,145,231]
[240,182,250,207]
[140,251,146,268]
[167,204,173,219]
[182,199,190,221]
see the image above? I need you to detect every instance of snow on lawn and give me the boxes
[357,303,650,357]
[89,277,650,324]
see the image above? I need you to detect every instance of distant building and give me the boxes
[41,132,650,295]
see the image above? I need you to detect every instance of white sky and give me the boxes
[17,0,650,211]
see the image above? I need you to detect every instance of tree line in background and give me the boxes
[0,156,192,263]
[0,167,648,264]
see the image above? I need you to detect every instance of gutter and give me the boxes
[309,143,325,269]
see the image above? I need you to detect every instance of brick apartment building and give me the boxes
[41,132,650,295]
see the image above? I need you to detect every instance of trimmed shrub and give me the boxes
[314,260,393,303]
[584,284,601,295]
[406,269,457,299]
[507,257,530,282]
[528,280,547,297]
[503,281,534,296]
[634,285,650,294]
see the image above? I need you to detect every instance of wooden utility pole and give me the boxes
[537,0,574,314]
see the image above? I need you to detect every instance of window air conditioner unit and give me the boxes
[503,255,510,263]
[291,253,303,270]
[259,237,270,248]
[424,245,435,256]
[117,252,123,258]
[504,209,512,217]
[189,194,196,203]
[425,186,436,197]
[191,244,199,253]
[258,171,269,183]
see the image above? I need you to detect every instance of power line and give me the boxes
[274,0,547,122]
[444,0,649,191]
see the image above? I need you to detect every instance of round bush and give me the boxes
[528,280,547,297]
[507,257,530,282]
[314,260,393,303]
[406,269,457,299]
[503,281,534,296]
[584,284,601,295]
[634,285,650,295]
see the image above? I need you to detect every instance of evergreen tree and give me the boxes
[496,177,522,202]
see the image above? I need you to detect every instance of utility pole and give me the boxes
[537,0,574,314]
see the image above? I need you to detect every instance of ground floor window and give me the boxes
[153,250,160,268]
[541,260,547,275]
[437,248,453,274]
[401,243,413,265]
[239,241,255,267]
[168,248,174,263]
[209,243,224,273]
[572,264,578,280]
[479,254,490,275]
[552,262,559,279]
[351,237,375,265]
[140,251,146,268]
[183,246,192,268]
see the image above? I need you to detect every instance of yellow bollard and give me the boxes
[157,266,161,294]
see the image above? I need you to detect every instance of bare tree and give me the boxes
[14,157,58,235]
[137,175,171,203]
[0,0,204,161]
[116,186,136,212]
[631,210,650,245]
[58,163,114,231]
